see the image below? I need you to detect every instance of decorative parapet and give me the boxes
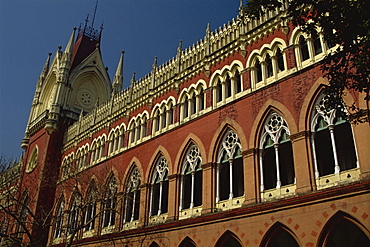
[64,4,287,146]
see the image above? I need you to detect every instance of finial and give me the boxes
[152,56,158,69]
[84,14,89,30]
[130,72,136,85]
[177,40,183,53]
[239,0,245,16]
[92,0,99,27]
[58,45,62,51]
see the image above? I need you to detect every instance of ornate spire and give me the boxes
[61,27,76,69]
[112,51,125,94]
[150,57,158,90]
[176,40,183,74]
[177,40,183,55]
[36,53,52,89]
[205,23,211,56]
[129,72,136,103]
[239,0,245,16]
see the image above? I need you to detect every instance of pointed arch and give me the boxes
[258,111,296,192]
[146,146,173,181]
[215,230,243,247]
[318,211,370,247]
[53,196,65,239]
[174,133,207,174]
[179,236,197,247]
[214,127,244,203]
[122,163,141,223]
[148,153,169,217]
[83,180,98,232]
[298,77,329,131]
[178,141,203,212]
[208,118,247,163]
[101,173,118,228]
[67,190,81,236]
[260,222,300,247]
[309,90,358,179]
[249,99,298,148]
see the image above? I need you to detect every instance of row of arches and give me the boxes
[62,27,336,176]
[54,89,360,243]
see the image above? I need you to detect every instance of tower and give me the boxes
[18,19,119,245]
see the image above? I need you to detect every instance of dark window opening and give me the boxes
[299,36,310,61]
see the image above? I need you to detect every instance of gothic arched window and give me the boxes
[225,74,232,98]
[311,94,357,178]
[312,31,323,56]
[54,200,64,239]
[266,54,273,78]
[259,112,295,191]
[180,144,202,211]
[216,129,244,202]
[149,156,169,216]
[102,176,117,228]
[215,78,222,103]
[299,35,310,61]
[16,194,30,240]
[67,193,80,235]
[198,88,205,111]
[84,184,97,232]
[255,59,263,82]
[124,166,141,223]
[276,48,285,73]
[26,146,38,173]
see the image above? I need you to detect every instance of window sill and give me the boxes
[51,237,63,245]
[179,206,202,220]
[316,167,360,190]
[122,220,139,230]
[261,184,296,202]
[216,196,244,211]
[82,229,95,238]
[101,225,115,235]
[149,213,168,225]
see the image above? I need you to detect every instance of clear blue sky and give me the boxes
[0,0,241,159]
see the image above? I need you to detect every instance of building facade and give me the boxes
[2,2,370,247]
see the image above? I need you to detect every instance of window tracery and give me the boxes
[124,166,141,223]
[311,93,358,179]
[216,129,244,203]
[180,144,202,211]
[67,193,81,235]
[149,156,169,216]
[53,200,64,239]
[259,112,295,192]
[84,185,97,232]
[102,176,117,228]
